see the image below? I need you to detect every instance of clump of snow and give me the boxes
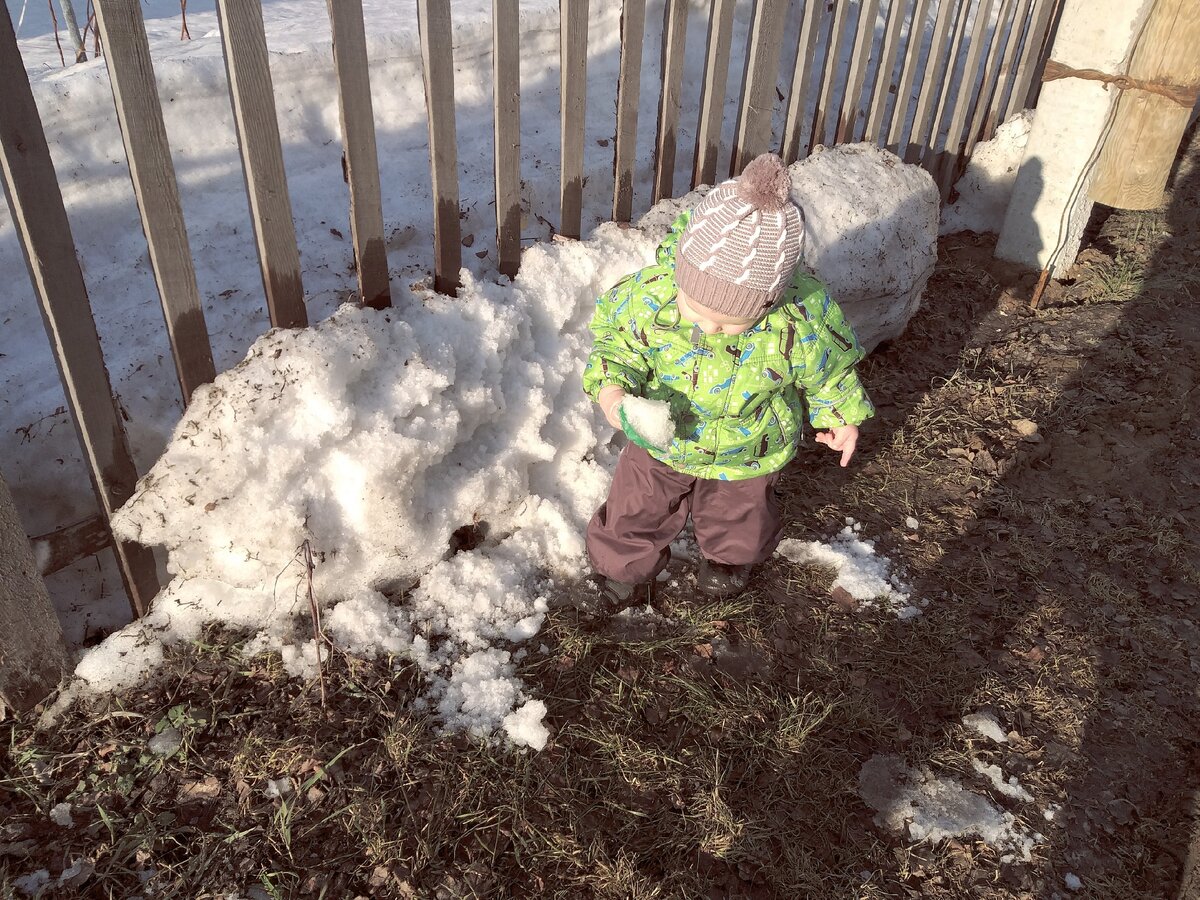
[264,777,294,799]
[148,727,182,757]
[620,395,674,450]
[50,802,74,828]
[503,699,550,751]
[859,754,1042,862]
[776,520,913,614]
[941,111,1033,235]
[1065,873,1083,891]
[971,759,1034,802]
[905,516,919,530]
[962,711,1009,744]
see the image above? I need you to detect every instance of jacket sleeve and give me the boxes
[790,288,875,429]
[582,277,651,402]
[655,210,692,269]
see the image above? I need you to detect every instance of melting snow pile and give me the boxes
[859,754,1043,863]
[619,395,674,451]
[89,225,656,748]
[940,111,1033,235]
[776,519,917,617]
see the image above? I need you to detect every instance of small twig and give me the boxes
[47,0,65,67]
[180,0,190,40]
[301,540,328,710]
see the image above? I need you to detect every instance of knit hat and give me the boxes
[674,153,805,318]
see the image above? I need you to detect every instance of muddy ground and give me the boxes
[2,139,1198,899]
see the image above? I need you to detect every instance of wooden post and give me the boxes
[93,0,216,405]
[810,0,852,152]
[885,0,935,154]
[0,472,71,714]
[215,0,307,327]
[1091,0,1200,209]
[692,0,734,187]
[417,0,461,294]
[836,0,882,143]
[780,0,826,163]
[493,0,521,275]
[612,0,645,220]
[730,0,788,175]
[559,0,588,239]
[0,3,160,617]
[652,0,688,203]
[327,0,391,308]
[863,0,911,145]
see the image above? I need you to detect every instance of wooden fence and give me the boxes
[1,0,1061,617]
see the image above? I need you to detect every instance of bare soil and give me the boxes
[2,140,1198,899]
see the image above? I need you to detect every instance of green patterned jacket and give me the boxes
[583,211,875,481]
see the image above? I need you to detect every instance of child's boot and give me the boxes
[696,559,753,598]
[596,576,655,615]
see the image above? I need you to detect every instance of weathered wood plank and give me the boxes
[810,0,852,151]
[1002,0,1057,121]
[30,514,111,577]
[982,0,1034,137]
[781,0,827,163]
[0,472,70,714]
[0,3,160,617]
[214,0,307,327]
[836,0,883,143]
[327,0,391,308]
[933,0,997,195]
[613,0,646,219]
[885,0,935,154]
[918,0,973,165]
[960,0,1019,162]
[901,0,958,162]
[493,0,521,274]
[863,0,910,145]
[417,0,461,294]
[692,0,734,186]
[730,0,788,175]
[93,0,216,405]
[559,0,588,239]
[652,0,688,203]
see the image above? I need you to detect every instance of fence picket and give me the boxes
[93,0,216,404]
[901,0,957,162]
[730,0,788,175]
[932,0,996,195]
[919,0,973,166]
[612,0,645,220]
[885,0,935,154]
[652,0,689,203]
[836,0,883,143]
[692,0,734,187]
[493,0,521,274]
[327,0,391,308]
[0,3,160,616]
[1003,0,1057,121]
[781,0,827,164]
[954,0,1019,178]
[863,0,910,145]
[417,0,461,294]
[559,0,588,239]
[215,0,307,327]
[983,0,1034,137]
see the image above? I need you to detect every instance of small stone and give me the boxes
[905,516,919,530]
[1011,418,1039,437]
[831,586,859,611]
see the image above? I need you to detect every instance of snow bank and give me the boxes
[941,111,1033,235]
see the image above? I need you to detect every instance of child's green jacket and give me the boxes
[583,211,875,481]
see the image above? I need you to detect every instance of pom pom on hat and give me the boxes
[735,153,791,212]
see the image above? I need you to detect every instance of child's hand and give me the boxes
[814,424,859,467]
[597,385,627,429]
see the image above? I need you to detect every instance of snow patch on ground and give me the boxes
[962,710,1009,744]
[776,520,914,615]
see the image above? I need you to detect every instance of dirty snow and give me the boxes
[776,520,914,614]
[940,111,1033,235]
[962,710,1009,744]
[971,759,1034,803]
[620,395,674,451]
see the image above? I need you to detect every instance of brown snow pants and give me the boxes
[586,444,784,585]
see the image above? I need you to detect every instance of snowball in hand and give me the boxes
[618,396,674,451]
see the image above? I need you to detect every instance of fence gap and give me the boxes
[730,0,788,175]
[863,0,910,145]
[652,0,688,203]
[93,0,216,404]
[885,0,935,154]
[416,0,461,294]
[692,0,734,187]
[493,0,521,274]
[327,0,391,308]
[901,0,958,162]
[836,0,883,143]
[559,0,588,239]
[781,0,828,164]
[214,0,307,327]
[612,0,645,221]
[0,3,159,616]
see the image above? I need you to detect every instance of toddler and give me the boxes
[583,153,875,604]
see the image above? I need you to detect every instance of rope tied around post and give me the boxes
[1041,58,1200,107]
